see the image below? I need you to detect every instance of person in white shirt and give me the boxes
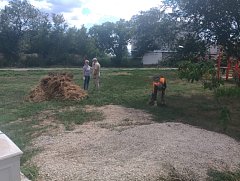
[82,60,91,90]
[92,58,101,90]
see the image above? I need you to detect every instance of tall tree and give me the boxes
[48,13,68,65]
[176,33,206,61]
[163,0,240,57]
[89,20,131,65]
[89,22,115,54]
[0,0,41,64]
[111,19,131,65]
[27,12,52,66]
[130,7,179,57]
[65,26,100,64]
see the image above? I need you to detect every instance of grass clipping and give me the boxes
[27,72,87,102]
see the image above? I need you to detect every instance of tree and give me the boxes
[89,20,131,66]
[65,26,100,65]
[163,0,232,90]
[176,33,206,61]
[111,19,131,65]
[163,0,240,58]
[48,13,68,65]
[130,7,179,57]
[0,0,42,64]
[28,13,52,60]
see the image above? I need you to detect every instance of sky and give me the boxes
[0,0,162,29]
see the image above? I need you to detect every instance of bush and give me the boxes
[178,60,224,90]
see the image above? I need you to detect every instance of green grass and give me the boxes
[207,167,240,181]
[0,68,239,180]
[156,165,240,181]
[216,86,240,97]
[55,106,104,130]
[21,164,39,181]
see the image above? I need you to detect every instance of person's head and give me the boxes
[92,57,97,62]
[85,60,89,64]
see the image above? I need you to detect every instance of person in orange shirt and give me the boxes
[149,75,167,106]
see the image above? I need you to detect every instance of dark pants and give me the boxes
[84,76,90,90]
[150,84,166,105]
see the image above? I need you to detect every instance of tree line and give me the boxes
[0,0,239,67]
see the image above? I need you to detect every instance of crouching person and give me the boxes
[149,75,167,106]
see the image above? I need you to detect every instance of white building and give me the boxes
[142,50,176,65]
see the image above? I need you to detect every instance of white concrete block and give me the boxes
[0,131,23,181]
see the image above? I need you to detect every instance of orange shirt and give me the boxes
[153,77,166,88]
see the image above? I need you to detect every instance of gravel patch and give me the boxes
[31,105,240,181]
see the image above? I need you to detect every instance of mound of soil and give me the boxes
[27,72,87,102]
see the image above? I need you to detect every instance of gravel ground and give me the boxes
[31,105,240,181]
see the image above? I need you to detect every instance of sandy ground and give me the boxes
[31,105,240,181]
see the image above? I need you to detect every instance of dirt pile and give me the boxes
[27,72,87,102]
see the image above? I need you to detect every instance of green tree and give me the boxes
[176,33,206,61]
[130,7,179,57]
[0,0,41,65]
[48,13,68,65]
[89,22,115,54]
[163,0,240,58]
[111,19,131,65]
[89,20,131,66]
[28,13,52,60]
[64,26,100,65]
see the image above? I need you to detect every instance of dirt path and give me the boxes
[31,105,240,181]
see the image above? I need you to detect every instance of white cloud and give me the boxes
[29,0,52,11]
[64,0,162,28]
[88,0,161,20]
[0,0,8,9]
[0,0,162,28]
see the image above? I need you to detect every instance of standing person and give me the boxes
[92,57,101,90]
[83,59,91,90]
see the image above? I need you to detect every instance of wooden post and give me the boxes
[235,59,240,80]
[226,57,231,80]
[217,49,222,80]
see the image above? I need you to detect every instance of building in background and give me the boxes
[142,50,176,66]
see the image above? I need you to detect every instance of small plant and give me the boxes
[178,60,233,132]
[178,61,224,90]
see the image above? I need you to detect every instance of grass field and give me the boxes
[0,68,239,180]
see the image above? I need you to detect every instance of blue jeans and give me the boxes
[84,76,90,90]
